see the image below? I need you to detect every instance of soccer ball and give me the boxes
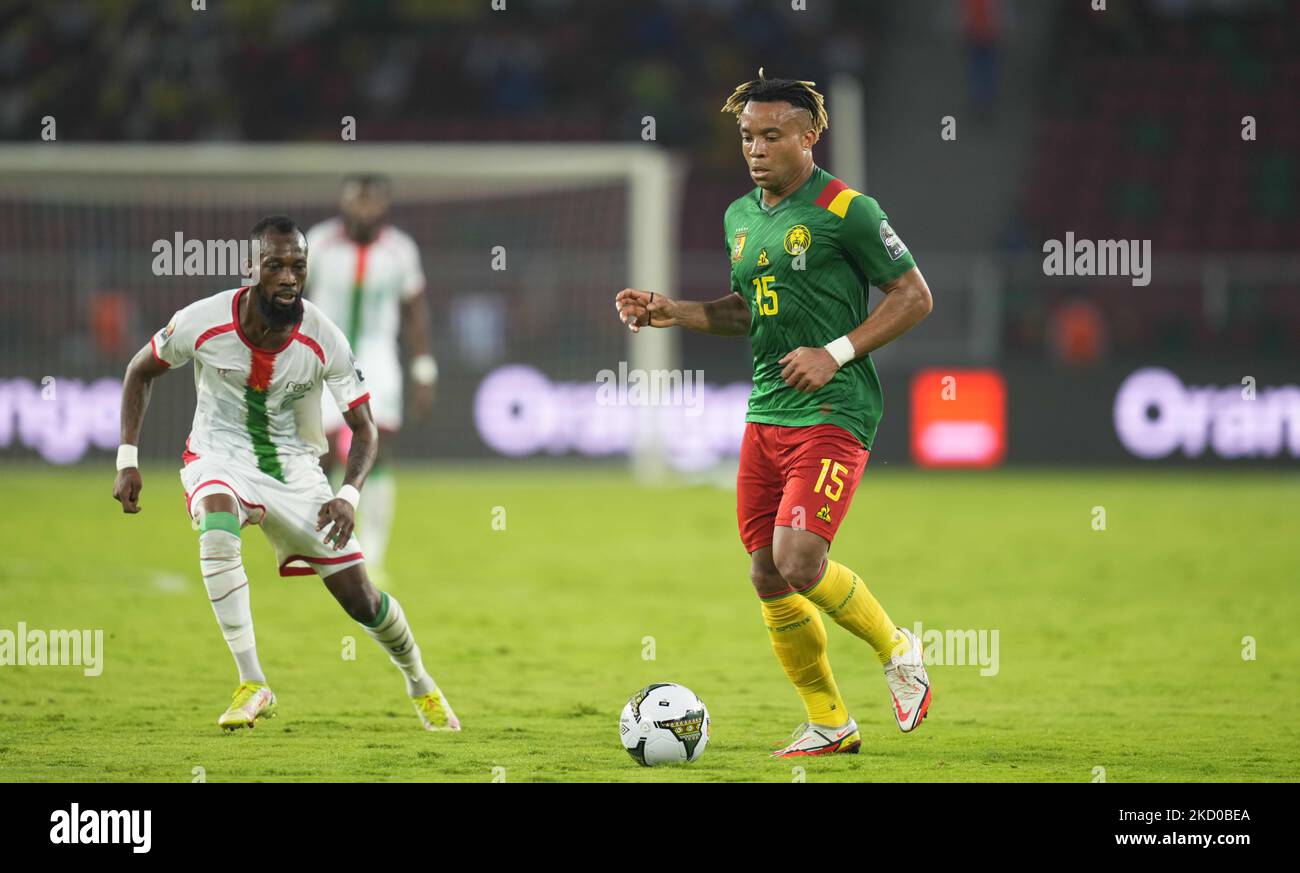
[619,683,710,766]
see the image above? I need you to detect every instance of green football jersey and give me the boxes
[724,165,916,449]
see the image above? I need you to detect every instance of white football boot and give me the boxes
[770,718,861,758]
[884,627,931,732]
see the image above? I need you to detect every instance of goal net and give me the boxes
[0,143,690,479]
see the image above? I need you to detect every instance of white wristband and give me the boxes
[336,484,361,509]
[116,445,138,470]
[410,354,438,386]
[824,336,856,368]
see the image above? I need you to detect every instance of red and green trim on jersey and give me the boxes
[181,287,343,482]
[347,243,370,348]
[231,287,299,484]
[243,345,284,482]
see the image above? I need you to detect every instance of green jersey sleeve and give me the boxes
[840,194,916,287]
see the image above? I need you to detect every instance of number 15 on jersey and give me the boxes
[752,275,778,316]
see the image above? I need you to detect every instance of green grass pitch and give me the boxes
[1,465,1297,782]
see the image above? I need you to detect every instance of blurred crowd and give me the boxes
[2,0,1295,365]
[0,0,879,170]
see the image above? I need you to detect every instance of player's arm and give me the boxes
[779,267,933,393]
[615,288,751,336]
[397,234,436,418]
[340,401,378,491]
[112,343,172,513]
[315,400,377,550]
[316,323,379,549]
[840,267,933,356]
[781,197,933,392]
[400,291,436,417]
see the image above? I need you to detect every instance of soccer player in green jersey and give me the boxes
[615,71,935,756]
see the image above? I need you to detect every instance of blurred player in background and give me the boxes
[616,71,934,757]
[306,175,436,585]
[112,216,458,733]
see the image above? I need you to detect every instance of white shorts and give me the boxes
[180,454,364,578]
[323,355,402,433]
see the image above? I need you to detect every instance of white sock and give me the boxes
[358,468,395,574]
[199,524,266,684]
[360,592,434,697]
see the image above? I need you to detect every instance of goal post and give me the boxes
[0,143,684,478]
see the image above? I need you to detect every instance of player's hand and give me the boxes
[316,498,356,550]
[615,288,676,332]
[779,347,840,393]
[112,468,143,514]
[410,383,436,421]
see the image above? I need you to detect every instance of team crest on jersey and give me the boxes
[880,219,907,260]
[733,228,754,262]
[756,248,770,267]
[731,230,748,262]
[783,225,811,256]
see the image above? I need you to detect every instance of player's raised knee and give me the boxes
[349,591,382,625]
[324,567,382,624]
[749,564,790,599]
[773,547,824,592]
[198,512,243,580]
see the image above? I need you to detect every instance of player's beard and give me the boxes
[345,218,379,244]
[256,288,304,331]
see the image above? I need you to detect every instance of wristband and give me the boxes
[116,444,138,470]
[336,484,361,509]
[824,336,856,368]
[410,354,438,386]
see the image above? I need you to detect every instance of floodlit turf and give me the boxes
[1,465,1297,782]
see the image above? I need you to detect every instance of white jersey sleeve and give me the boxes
[319,318,371,413]
[150,302,204,369]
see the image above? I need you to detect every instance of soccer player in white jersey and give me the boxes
[305,175,435,584]
[112,216,458,733]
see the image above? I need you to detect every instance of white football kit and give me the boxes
[304,219,425,432]
[151,286,370,577]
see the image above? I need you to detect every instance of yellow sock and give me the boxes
[801,560,909,665]
[760,592,849,727]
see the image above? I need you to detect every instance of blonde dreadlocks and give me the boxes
[720,67,829,135]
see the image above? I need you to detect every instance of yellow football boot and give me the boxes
[217,681,277,731]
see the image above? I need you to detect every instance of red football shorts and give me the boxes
[736,422,869,554]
